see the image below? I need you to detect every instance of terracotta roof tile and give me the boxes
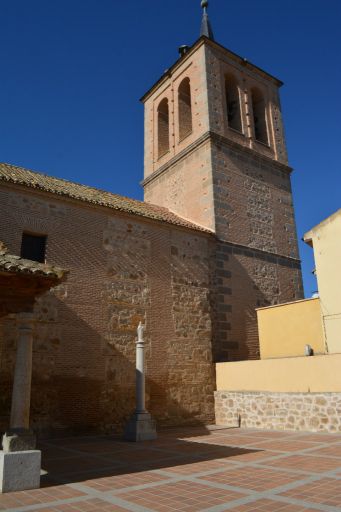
[0,240,67,280]
[0,163,211,233]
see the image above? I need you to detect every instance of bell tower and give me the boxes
[141,2,303,361]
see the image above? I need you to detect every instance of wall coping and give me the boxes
[256,297,319,311]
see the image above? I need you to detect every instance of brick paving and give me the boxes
[0,426,341,511]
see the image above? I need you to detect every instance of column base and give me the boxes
[2,429,36,452]
[124,412,157,442]
[0,450,41,493]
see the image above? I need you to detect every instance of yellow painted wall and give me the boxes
[216,353,341,393]
[257,298,325,359]
[304,210,341,354]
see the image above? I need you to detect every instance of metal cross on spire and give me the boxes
[200,0,214,40]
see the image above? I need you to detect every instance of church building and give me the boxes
[0,2,303,435]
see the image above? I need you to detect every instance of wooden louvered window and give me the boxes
[20,233,47,263]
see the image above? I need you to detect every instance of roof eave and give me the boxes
[140,36,283,104]
[303,232,313,247]
[0,168,212,235]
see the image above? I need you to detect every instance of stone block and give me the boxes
[2,430,36,452]
[0,450,41,493]
[124,412,157,442]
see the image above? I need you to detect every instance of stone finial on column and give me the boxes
[124,322,157,442]
[136,322,147,414]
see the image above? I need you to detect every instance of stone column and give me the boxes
[2,313,36,452]
[1,312,41,493]
[136,322,147,414]
[124,322,157,442]
[10,314,34,429]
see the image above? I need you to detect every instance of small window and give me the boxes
[20,233,47,263]
[225,75,242,132]
[251,87,268,144]
[178,77,192,140]
[157,98,170,159]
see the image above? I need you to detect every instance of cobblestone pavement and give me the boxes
[1,426,341,511]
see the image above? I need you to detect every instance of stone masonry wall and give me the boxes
[0,184,215,435]
[208,137,303,362]
[215,391,341,433]
[210,241,303,362]
[144,135,304,364]
[211,139,300,261]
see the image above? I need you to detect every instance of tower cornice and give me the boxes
[140,36,283,104]
[141,130,293,190]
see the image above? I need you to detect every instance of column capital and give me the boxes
[16,313,35,332]
[137,322,144,340]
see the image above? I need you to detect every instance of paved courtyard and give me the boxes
[1,426,341,511]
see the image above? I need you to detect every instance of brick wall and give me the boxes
[144,137,215,232]
[210,240,302,363]
[144,44,209,179]
[0,184,215,435]
[204,43,288,165]
[210,137,300,260]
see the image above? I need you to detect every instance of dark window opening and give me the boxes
[251,88,268,144]
[157,98,170,159]
[20,233,47,263]
[178,77,193,140]
[225,75,242,132]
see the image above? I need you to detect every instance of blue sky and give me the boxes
[1,0,340,296]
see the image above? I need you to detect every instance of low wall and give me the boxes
[215,391,341,433]
[215,354,341,433]
[257,298,325,359]
[216,354,341,393]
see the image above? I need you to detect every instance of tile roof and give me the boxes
[0,163,211,233]
[0,241,66,280]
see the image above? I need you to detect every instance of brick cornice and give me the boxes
[214,236,301,267]
[140,36,282,103]
[142,130,293,188]
[142,131,211,187]
[209,132,293,174]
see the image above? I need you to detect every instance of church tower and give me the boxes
[141,1,303,361]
